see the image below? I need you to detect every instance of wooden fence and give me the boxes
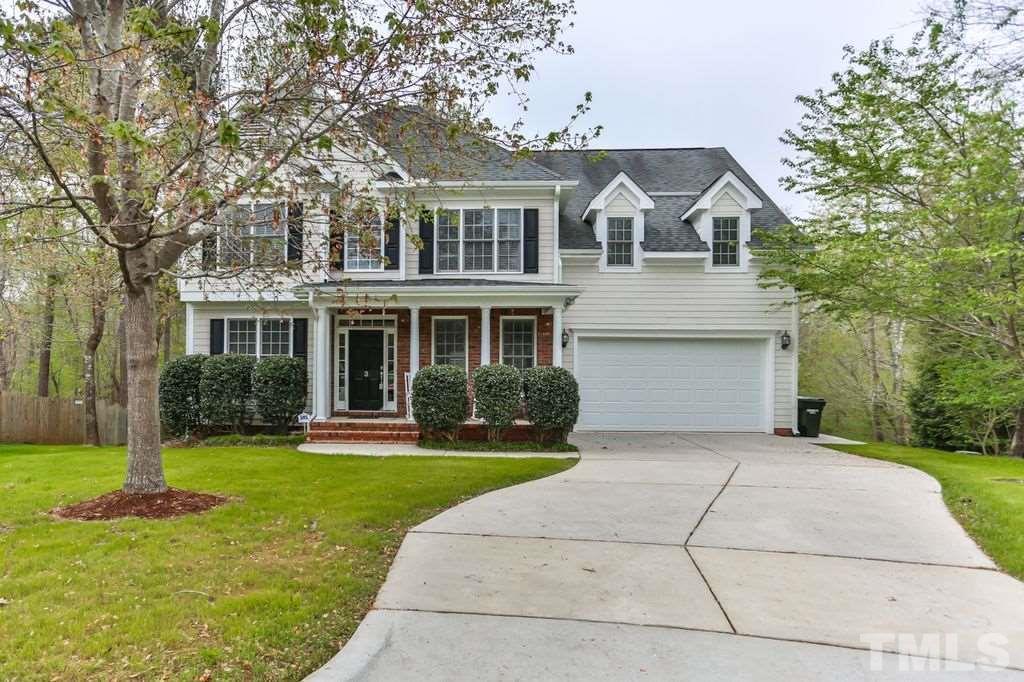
[0,392,128,445]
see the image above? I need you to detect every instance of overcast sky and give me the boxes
[489,0,925,218]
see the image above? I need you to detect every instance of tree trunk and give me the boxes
[83,301,106,447]
[36,274,57,397]
[1010,407,1024,458]
[112,313,128,407]
[122,279,167,493]
[867,317,885,441]
[161,314,172,363]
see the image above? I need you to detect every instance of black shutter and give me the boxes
[418,212,434,274]
[210,319,225,355]
[201,233,217,270]
[329,210,343,271]
[523,208,539,273]
[292,318,308,359]
[384,216,401,271]
[286,201,303,263]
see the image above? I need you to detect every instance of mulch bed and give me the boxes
[52,488,229,521]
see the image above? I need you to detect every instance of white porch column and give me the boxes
[479,305,492,365]
[552,305,563,367]
[408,305,421,376]
[313,305,331,419]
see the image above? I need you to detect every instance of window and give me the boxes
[227,319,258,355]
[433,318,467,370]
[227,318,291,357]
[712,217,739,266]
[435,208,522,273]
[219,203,287,267]
[501,318,536,370]
[463,209,494,271]
[260,319,291,356]
[344,219,384,271]
[606,217,633,266]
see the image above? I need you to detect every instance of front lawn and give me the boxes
[0,444,573,680]
[830,443,1024,580]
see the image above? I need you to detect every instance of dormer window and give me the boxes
[607,217,634,267]
[712,217,739,266]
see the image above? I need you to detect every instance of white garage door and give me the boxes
[576,337,767,431]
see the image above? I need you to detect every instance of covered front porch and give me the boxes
[296,280,581,421]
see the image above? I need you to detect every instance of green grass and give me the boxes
[0,444,573,680]
[419,438,579,453]
[830,443,1024,580]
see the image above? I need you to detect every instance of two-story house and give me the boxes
[180,113,798,436]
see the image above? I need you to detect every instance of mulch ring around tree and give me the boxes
[52,488,229,521]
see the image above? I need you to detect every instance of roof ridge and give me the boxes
[535,146,713,153]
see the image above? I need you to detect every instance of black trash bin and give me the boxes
[797,396,827,437]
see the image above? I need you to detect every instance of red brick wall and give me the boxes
[418,307,554,372]
[488,307,553,366]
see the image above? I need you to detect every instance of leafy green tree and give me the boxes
[759,26,1024,455]
[0,0,593,492]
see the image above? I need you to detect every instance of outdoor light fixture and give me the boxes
[780,330,792,350]
[562,330,570,348]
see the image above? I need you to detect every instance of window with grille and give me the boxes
[217,203,287,267]
[436,209,461,273]
[433,318,467,369]
[606,217,634,266]
[345,220,384,270]
[260,319,291,356]
[435,208,522,273]
[712,217,739,266]
[501,318,535,370]
[227,319,258,355]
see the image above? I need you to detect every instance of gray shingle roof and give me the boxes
[531,148,792,251]
[364,108,566,183]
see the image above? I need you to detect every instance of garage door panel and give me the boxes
[577,337,767,432]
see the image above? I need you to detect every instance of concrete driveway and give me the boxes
[309,433,1024,680]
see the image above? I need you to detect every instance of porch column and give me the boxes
[552,305,563,367]
[479,305,492,365]
[408,305,420,376]
[313,305,331,420]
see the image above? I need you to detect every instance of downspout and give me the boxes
[553,185,562,283]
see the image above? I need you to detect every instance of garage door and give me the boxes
[576,337,767,431]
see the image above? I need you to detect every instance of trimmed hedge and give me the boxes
[254,356,307,429]
[200,354,257,430]
[159,355,208,437]
[412,364,468,440]
[524,366,580,443]
[472,364,522,441]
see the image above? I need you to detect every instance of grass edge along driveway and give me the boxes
[830,442,1024,581]
[0,444,574,680]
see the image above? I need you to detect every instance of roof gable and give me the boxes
[582,171,655,218]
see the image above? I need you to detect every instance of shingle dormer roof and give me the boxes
[530,148,792,251]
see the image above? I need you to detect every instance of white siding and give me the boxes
[606,193,635,216]
[191,303,314,410]
[710,190,742,214]
[562,260,798,429]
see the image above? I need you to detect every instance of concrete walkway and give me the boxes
[308,433,1024,680]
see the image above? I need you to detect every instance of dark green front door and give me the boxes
[348,330,384,410]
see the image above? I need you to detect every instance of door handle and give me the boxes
[363,370,369,378]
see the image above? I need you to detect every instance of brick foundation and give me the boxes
[774,427,795,437]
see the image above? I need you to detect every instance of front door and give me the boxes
[348,330,384,410]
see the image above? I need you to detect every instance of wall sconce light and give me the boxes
[780,330,791,350]
[562,330,570,348]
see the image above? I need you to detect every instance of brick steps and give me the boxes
[307,420,420,444]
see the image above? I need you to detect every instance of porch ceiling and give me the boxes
[296,279,580,307]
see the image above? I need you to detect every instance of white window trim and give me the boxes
[334,315,399,412]
[710,215,741,268]
[605,216,636,269]
[499,315,538,369]
[216,201,291,269]
[342,212,387,272]
[434,207,525,275]
[431,315,470,373]
[223,315,294,358]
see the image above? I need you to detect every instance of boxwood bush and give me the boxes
[412,364,468,441]
[472,364,523,441]
[200,354,257,430]
[254,356,307,430]
[159,354,208,438]
[524,366,580,443]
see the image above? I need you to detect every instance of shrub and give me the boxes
[472,364,523,441]
[202,433,306,448]
[253,356,307,430]
[412,364,468,440]
[159,354,208,437]
[523,366,580,443]
[200,354,257,430]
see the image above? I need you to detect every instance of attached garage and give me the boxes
[575,336,770,432]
